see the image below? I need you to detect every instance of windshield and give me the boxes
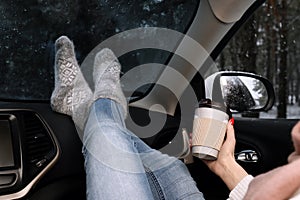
[0,0,199,100]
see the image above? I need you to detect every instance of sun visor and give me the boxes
[208,0,256,23]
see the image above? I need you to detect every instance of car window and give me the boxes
[0,0,199,101]
[216,2,300,119]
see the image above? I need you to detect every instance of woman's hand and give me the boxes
[203,121,236,175]
[203,121,248,190]
[288,121,300,163]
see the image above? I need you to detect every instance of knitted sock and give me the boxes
[93,48,127,116]
[51,36,93,131]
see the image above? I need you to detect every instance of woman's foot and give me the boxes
[93,48,127,116]
[51,36,93,131]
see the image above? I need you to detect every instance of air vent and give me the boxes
[22,112,56,169]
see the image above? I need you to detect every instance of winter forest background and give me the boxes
[0,0,299,119]
[216,0,299,118]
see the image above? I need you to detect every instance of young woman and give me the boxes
[51,36,300,200]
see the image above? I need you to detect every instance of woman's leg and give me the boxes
[83,98,204,200]
[140,150,205,200]
[51,38,204,199]
[131,120,205,199]
[83,99,154,200]
[85,48,204,199]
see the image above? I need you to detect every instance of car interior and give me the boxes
[0,0,298,199]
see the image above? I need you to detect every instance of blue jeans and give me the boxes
[82,99,204,200]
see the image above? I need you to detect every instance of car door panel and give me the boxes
[234,118,297,175]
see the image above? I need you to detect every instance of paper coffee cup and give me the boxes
[192,99,229,160]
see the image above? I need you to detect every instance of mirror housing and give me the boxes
[205,71,275,113]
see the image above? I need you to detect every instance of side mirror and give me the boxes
[205,71,275,113]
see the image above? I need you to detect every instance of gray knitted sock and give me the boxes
[51,36,93,131]
[93,48,127,116]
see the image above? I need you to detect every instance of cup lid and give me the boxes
[198,98,232,117]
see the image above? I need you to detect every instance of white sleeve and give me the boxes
[228,175,254,200]
[290,194,300,200]
[290,188,300,200]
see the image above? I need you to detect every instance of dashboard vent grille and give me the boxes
[22,112,56,167]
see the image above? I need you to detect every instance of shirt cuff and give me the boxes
[290,188,300,200]
[229,175,254,200]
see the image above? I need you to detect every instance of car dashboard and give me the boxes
[0,109,59,199]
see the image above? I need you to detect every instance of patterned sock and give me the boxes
[51,36,93,131]
[93,48,127,116]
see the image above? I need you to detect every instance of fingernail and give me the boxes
[229,118,234,125]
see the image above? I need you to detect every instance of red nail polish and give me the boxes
[229,118,234,125]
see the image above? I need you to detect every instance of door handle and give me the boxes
[235,150,258,163]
